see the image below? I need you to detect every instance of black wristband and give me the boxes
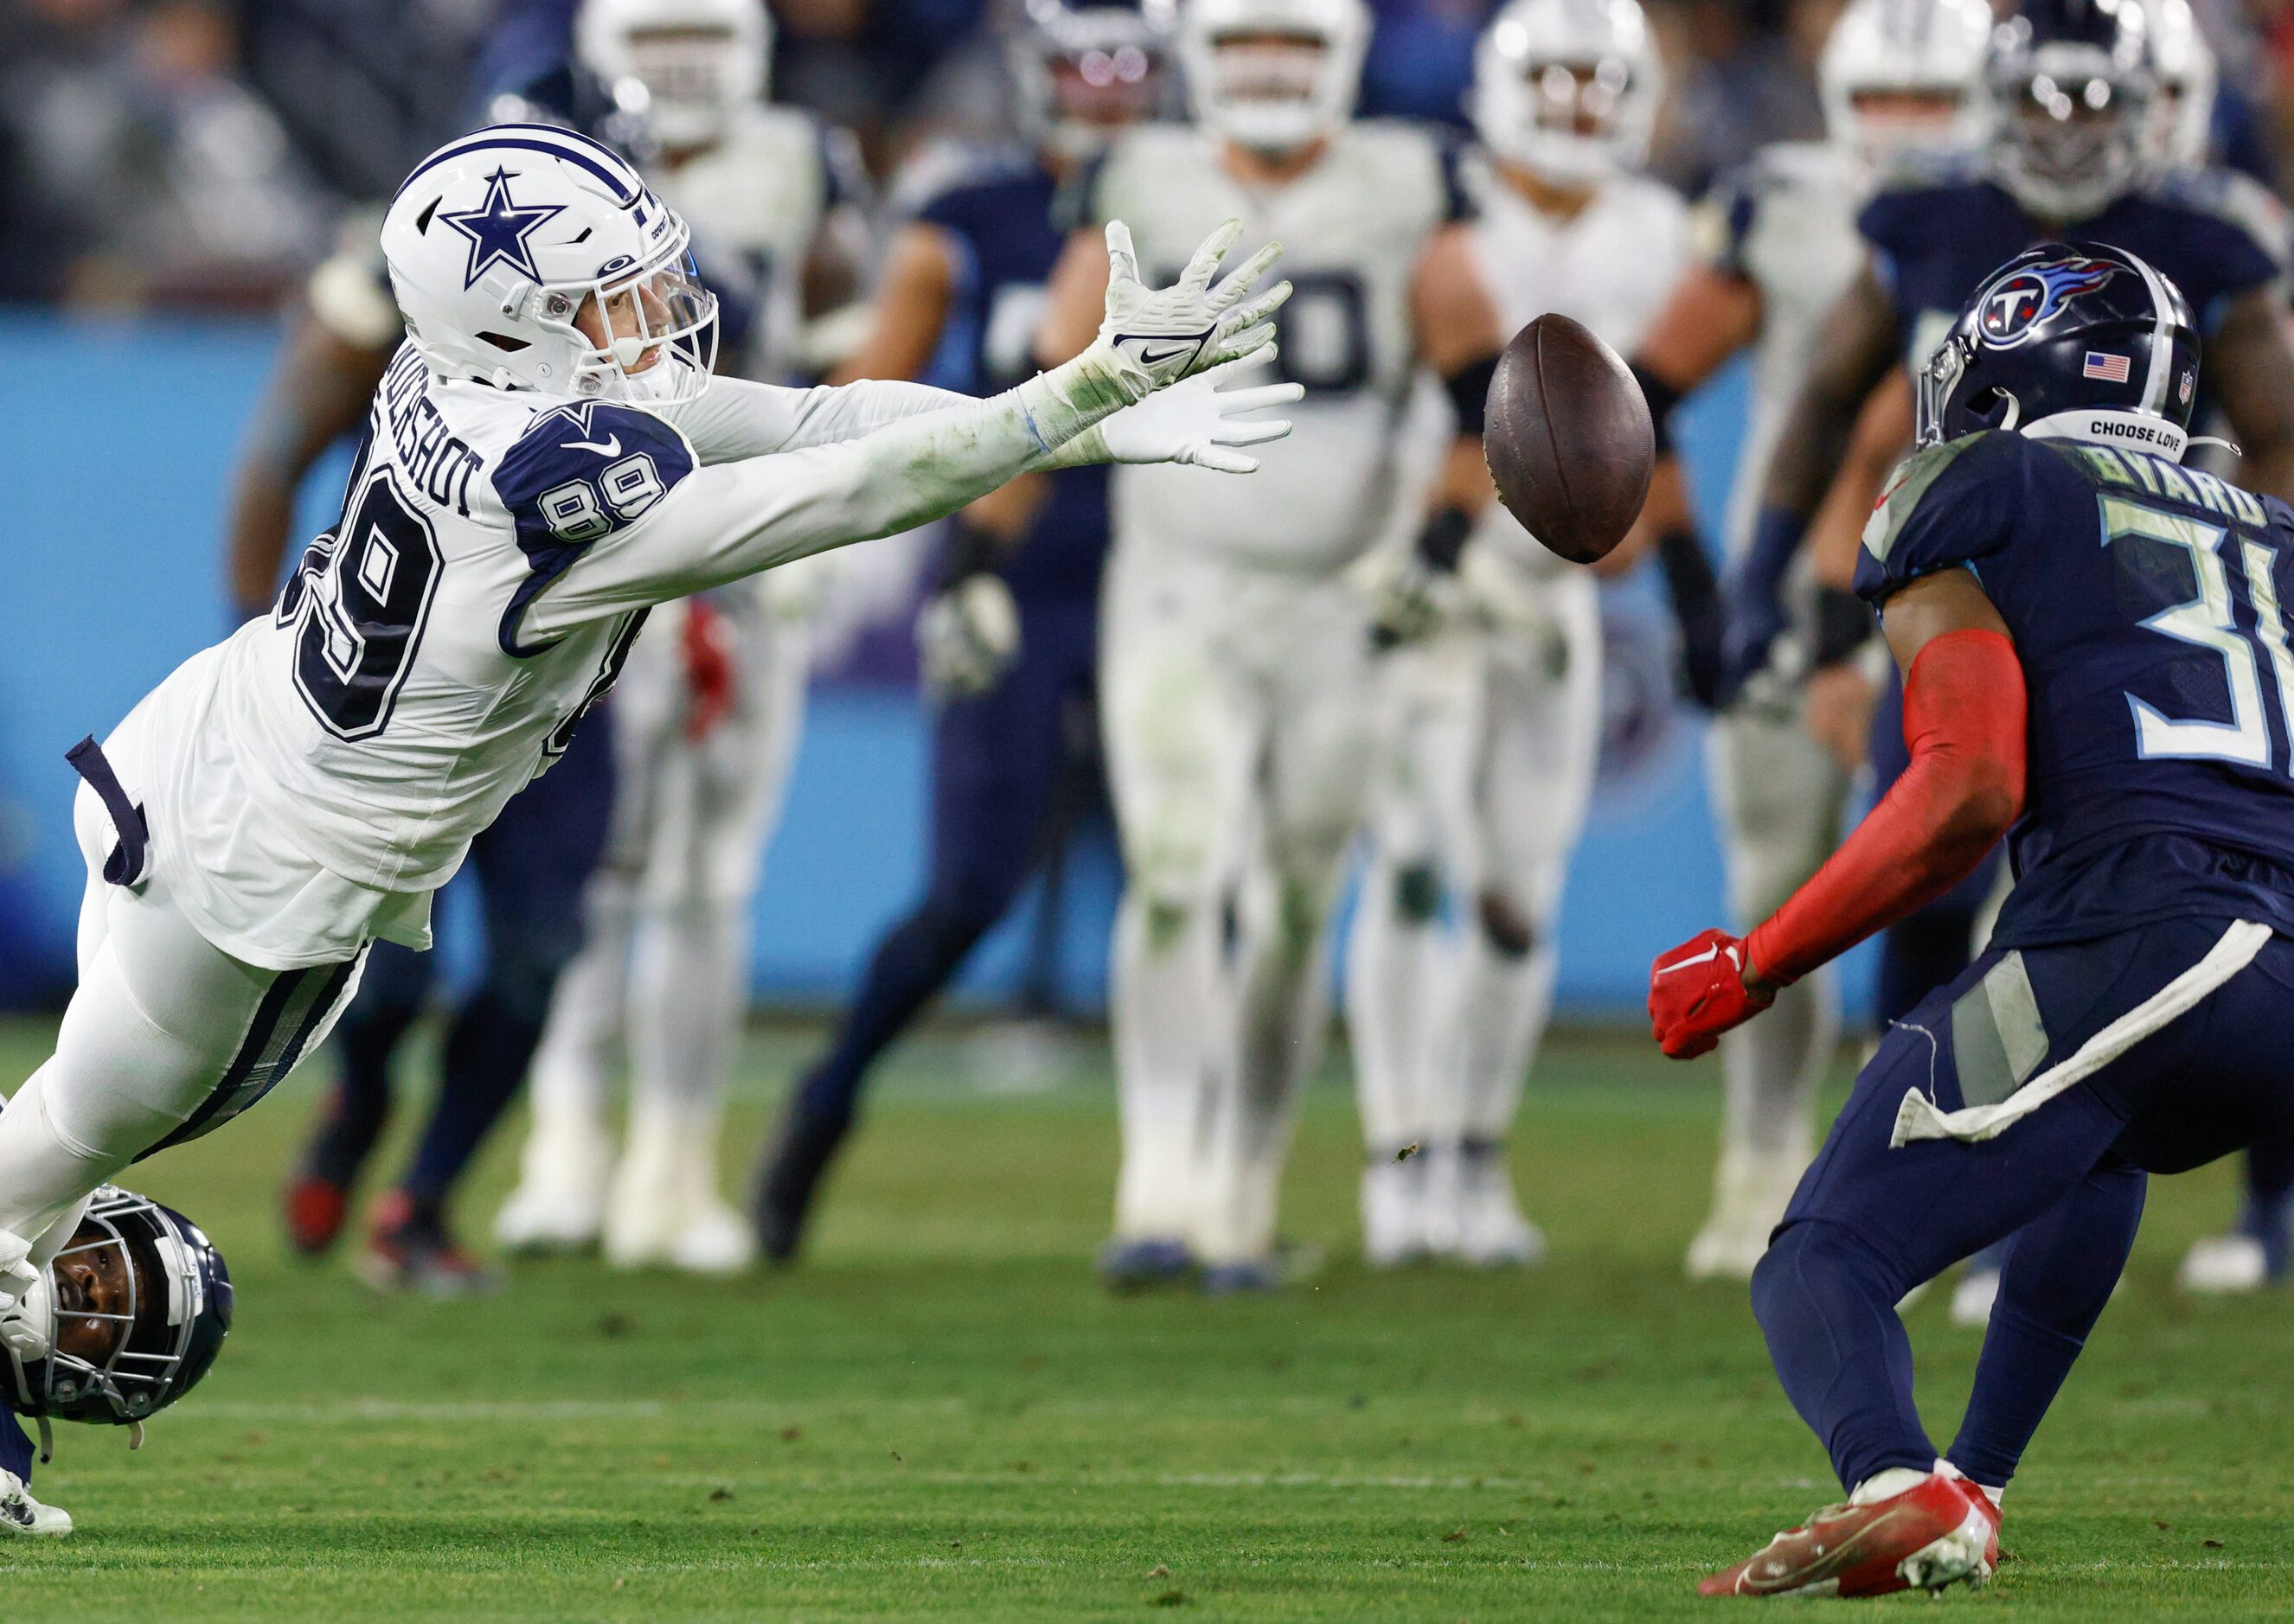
[1654,528,1722,711]
[1810,585,1876,668]
[1628,361,1682,456]
[1443,352,1500,437]
[1416,505,1475,572]
[932,517,1002,591]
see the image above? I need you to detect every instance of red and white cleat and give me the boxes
[1699,1470,2000,1599]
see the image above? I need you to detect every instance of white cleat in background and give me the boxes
[2179,1233,2272,1295]
[1686,1148,1804,1281]
[0,1471,69,1538]
[1361,1155,1429,1269]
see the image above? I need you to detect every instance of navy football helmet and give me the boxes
[2,1188,232,1443]
[1986,0,2157,222]
[1916,242,2200,457]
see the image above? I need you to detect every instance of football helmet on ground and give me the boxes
[2,1187,233,1447]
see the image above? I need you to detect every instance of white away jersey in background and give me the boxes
[1691,140,1868,563]
[663,104,858,381]
[1086,121,1466,574]
[1464,158,1687,572]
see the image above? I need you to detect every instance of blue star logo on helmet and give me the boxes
[1976,256,2123,350]
[439,167,566,291]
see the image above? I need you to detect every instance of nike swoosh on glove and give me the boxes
[1649,928,1774,1059]
[1099,218,1291,388]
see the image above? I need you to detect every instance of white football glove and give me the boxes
[917,572,1021,700]
[1099,218,1291,388]
[1096,355,1304,474]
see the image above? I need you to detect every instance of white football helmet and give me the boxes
[1984,0,2157,223]
[381,124,718,406]
[2143,0,2216,169]
[576,0,770,153]
[1180,0,1370,155]
[1470,0,1663,185]
[1011,0,1176,163]
[1818,0,1992,169]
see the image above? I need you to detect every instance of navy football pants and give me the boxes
[792,599,1099,1130]
[1753,914,2294,1491]
[302,713,613,1212]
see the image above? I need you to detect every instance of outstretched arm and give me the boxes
[521,221,1292,637]
[1650,567,2024,1058]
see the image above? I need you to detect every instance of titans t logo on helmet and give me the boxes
[440,167,567,290]
[1977,256,2123,349]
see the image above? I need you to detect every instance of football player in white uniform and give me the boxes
[1623,0,1990,1280]
[0,125,1298,1435]
[493,0,874,1273]
[1343,0,1683,1268]
[1040,0,1504,1288]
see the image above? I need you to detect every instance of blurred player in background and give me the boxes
[1626,0,1992,1281]
[1748,0,2294,1305]
[1342,0,1681,1268]
[231,219,620,1295]
[751,0,1174,1264]
[490,0,872,1274]
[1040,0,1505,1290]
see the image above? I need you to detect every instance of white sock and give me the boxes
[1111,891,1223,1242]
[1850,1466,1933,1505]
[1342,857,1436,1156]
[1718,969,1836,1160]
[526,875,636,1140]
[1452,929,1557,1146]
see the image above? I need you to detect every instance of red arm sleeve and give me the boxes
[1745,628,2027,987]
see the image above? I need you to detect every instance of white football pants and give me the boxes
[1706,694,1853,1170]
[1344,567,1601,1162]
[521,591,811,1194]
[1101,540,1378,1264]
[0,771,362,1262]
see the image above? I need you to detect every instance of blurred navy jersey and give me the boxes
[1861,169,2289,368]
[1858,430,2294,948]
[913,150,1109,604]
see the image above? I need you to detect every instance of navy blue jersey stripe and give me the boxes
[397,129,639,207]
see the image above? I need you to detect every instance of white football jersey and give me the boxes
[1089,121,1465,574]
[660,104,856,382]
[135,349,982,968]
[1690,140,1869,564]
[1464,158,1688,573]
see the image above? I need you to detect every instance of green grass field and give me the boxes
[2,1016,2289,1621]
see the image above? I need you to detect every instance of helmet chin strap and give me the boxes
[2021,407,2192,464]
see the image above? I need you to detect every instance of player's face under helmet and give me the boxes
[1470,0,1662,186]
[1985,0,2158,223]
[1817,0,1990,170]
[1010,0,1176,163]
[576,0,770,153]
[1181,0,1370,155]
[2142,0,2216,169]
[1916,242,2200,460]
[382,125,718,406]
[2,1188,232,1436]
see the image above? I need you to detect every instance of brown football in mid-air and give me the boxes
[1483,313,1655,566]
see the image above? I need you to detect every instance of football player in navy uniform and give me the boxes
[749,0,1187,1262]
[1742,0,2294,1313]
[1656,245,2294,1599]
[0,1185,236,1537]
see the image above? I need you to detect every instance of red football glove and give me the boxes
[682,598,736,742]
[1649,928,1775,1059]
